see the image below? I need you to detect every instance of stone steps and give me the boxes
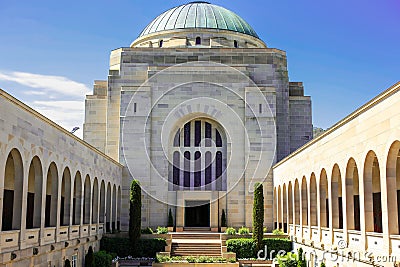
[170,233,222,257]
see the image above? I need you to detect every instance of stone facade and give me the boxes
[84,2,312,232]
[0,89,122,266]
[273,82,400,267]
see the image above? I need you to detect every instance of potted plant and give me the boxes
[167,209,174,232]
[221,209,227,232]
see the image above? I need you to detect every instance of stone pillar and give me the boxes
[19,165,29,249]
[379,166,391,255]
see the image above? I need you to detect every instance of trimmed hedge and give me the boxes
[94,251,114,267]
[226,238,292,259]
[101,237,166,258]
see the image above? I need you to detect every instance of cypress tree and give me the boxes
[129,179,141,245]
[168,208,174,227]
[253,182,264,252]
[221,209,227,227]
[85,246,95,267]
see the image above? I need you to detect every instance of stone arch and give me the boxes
[363,150,382,233]
[278,185,282,229]
[61,167,72,226]
[288,182,293,225]
[73,171,82,225]
[386,141,400,235]
[283,183,288,232]
[45,162,58,227]
[83,175,91,224]
[117,186,122,231]
[92,178,99,224]
[301,176,308,226]
[26,156,43,229]
[106,182,111,232]
[112,184,117,231]
[345,158,361,231]
[294,179,300,225]
[99,180,106,223]
[319,169,329,228]
[2,148,24,231]
[310,173,317,226]
[331,164,343,229]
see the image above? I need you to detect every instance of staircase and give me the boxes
[171,233,222,257]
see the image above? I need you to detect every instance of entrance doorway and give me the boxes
[185,201,210,227]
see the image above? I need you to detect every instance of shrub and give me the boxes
[168,209,174,227]
[238,226,250,235]
[277,252,298,267]
[141,227,153,234]
[320,263,326,267]
[226,238,292,259]
[64,259,71,267]
[221,209,227,227]
[157,255,231,263]
[263,227,268,233]
[94,251,113,267]
[273,229,284,235]
[225,227,237,235]
[101,237,166,258]
[226,238,255,259]
[262,238,292,258]
[157,226,169,234]
[85,246,95,267]
[129,180,141,245]
[253,182,264,252]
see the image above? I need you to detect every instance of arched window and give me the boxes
[2,149,23,231]
[159,40,163,48]
[170,119,226,191]
[184,152,191,188]
[173,152,180,186]
[196,37,201,45]
[194,152,201,187]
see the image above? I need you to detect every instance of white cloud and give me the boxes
[0,70,92,139]
[0,71,91,97]
[30,100,85,138]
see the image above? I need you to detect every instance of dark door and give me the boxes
[185,202,210,227]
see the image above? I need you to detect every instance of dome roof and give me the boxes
[139,2,259,39]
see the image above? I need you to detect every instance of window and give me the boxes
[195,121,201,147]
[259,104,262,114]
[234,40,238,48]
[173,130,180,147]
[71,254,78,267]
[134,103,137,113]
[194,152,201,187]
[184,122,191,147]
[159,40,163,47]
[184,152,191,188]
[171,120,226,191]
[196,37,201,45]
[173,152,180,186]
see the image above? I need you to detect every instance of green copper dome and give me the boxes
[139,2,259,39]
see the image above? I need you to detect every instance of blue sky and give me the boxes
[0,0,399,137]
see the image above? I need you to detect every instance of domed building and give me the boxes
[84,1,312,231]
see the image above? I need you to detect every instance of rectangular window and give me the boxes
[259,104,262,114]
[134,103,137,113]
[205,122,211,147]
[72,254,78,267]
[184,122,191,147]
[195,121,201,147]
